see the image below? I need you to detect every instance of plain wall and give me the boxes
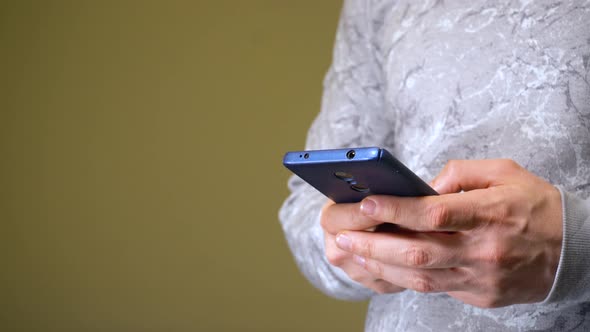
[1,1,368,331]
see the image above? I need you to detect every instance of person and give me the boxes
[279,0,590,330]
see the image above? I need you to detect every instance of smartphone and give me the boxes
[283,147,437,203]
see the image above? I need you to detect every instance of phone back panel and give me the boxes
[283,147,437,203]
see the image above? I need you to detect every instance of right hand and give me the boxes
[321,201,406,294]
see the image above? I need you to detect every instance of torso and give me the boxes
[363,1,590,330]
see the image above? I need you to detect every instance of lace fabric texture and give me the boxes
[280,0,590,331]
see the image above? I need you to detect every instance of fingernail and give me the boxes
[353,254,366,267]
[361,199,376,215]
[336,233,352,251]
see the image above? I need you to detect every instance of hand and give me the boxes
[321,201,406,294]
[334,159,563,308]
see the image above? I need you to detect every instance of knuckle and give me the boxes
[482,244,510,267]
[410,273,436,293]
[367,260,385,280]
[498,159,521,173]
[490,200,509,224]
[382,200,402,222]
[360,239,376,259]
[460,267,479,288]
[325,248,345,267]
[426,203,450,229]
[347,269,366,283]
[404,246,431,268]
[445,160,460,176]
[346,205,359,224]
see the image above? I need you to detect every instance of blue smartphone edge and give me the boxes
[283,147,383,165]
[282,147,438,203]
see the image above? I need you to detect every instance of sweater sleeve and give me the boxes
[543,188,590,305]
[278,0,385,300]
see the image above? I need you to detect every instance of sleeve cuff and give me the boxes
[543,187,590,304]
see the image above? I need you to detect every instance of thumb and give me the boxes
[430,159,507,194]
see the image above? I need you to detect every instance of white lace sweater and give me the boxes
[280,0,590,330]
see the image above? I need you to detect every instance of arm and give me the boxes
[278,0,385,300]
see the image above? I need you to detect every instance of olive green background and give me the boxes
[1,1,368,331]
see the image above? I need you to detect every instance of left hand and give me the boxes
[335,159,563,308]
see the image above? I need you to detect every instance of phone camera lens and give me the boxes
[304,153,309,159]
[350,183,370,193]
[346,150,356,159]
[334,171,354,182]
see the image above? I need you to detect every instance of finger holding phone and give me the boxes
[320,200,406,294]
[284,147,435,294]
[334,159,563,308]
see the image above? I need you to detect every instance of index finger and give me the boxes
[360,190,494,232]
[321,201,382,234]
